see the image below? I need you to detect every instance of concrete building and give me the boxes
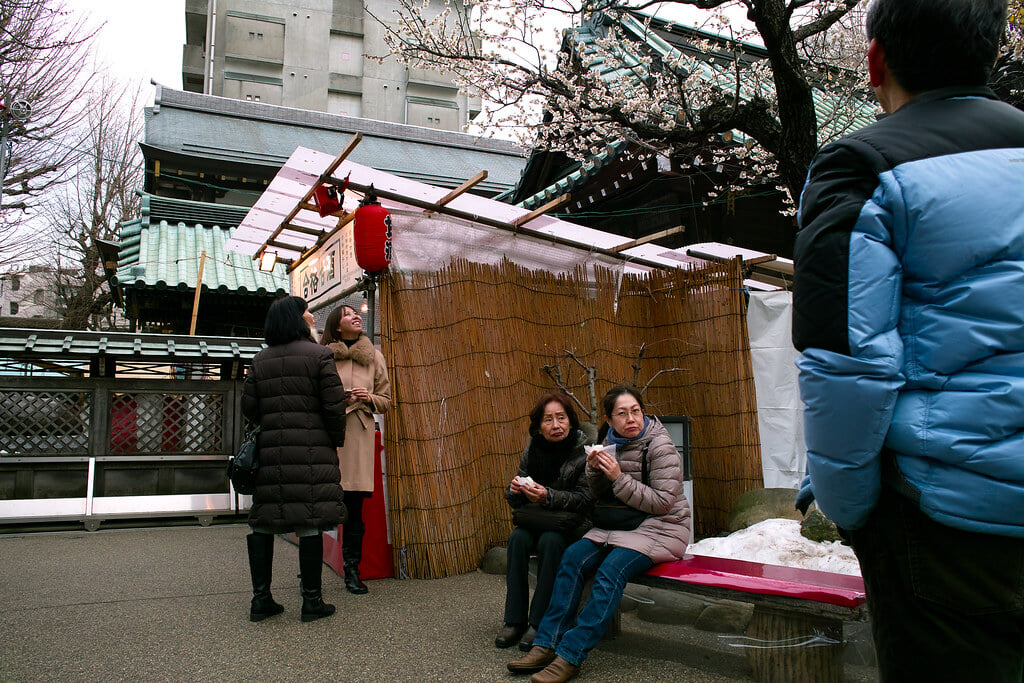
[0,266,61,324]
[181,0,480,131]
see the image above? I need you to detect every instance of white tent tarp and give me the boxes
[748,291,804,488]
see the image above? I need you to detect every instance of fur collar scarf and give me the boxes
[328,334,375,367]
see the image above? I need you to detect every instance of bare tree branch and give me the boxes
[640,367,688,395]
[0,0,99,266]
[40,75,143,330]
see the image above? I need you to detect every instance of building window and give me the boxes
[9,302,18,315]
[249,31,255,39]
[33,289,44,305]
[11,276,20,291]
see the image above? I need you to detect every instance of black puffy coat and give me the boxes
[241,338,348,532]
[505,430,593,514]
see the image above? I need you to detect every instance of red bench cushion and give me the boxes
[645,554,866,609]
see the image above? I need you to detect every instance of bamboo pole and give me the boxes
[189,250,206,335]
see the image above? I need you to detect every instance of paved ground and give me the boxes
[0,524,877,682]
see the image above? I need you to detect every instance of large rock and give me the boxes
[694,599,754,634]
[480,546,507,575]
[728,488,805,531]
[800,508,842,543]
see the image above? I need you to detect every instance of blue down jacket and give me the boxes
[792,86,1024,537]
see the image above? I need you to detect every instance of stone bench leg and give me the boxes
[744,607,844,683]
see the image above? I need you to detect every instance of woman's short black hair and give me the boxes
[528,392,581,436]
[264,295,313,346]
[601,385,646,419]
[319,304,359,345]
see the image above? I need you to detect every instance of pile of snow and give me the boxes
[688,518,861,577]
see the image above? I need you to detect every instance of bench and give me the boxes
[626,554,868,683]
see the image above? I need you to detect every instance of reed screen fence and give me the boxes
[379,258,763,578]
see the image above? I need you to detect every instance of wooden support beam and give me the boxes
[267,239,308,254]
[256,133,362,260]
[287,210,356,272]
[283,222,327,237]
[424,171,488,214]
[611,225,686,253]
[510,194,571,227]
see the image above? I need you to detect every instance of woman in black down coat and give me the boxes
[241,295,349,623]
[497,393,592,651]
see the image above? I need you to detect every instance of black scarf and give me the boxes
[527,431,576,486]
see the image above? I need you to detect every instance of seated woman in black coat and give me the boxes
[241,295,349,623]
[497,393,592,651]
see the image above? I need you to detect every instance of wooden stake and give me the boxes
[189,250,206,336]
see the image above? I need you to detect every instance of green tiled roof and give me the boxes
[113,194,286,296]
[0,327,265,362]
[517,140,631,210]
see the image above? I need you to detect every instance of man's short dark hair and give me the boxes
[866,0,1007,92]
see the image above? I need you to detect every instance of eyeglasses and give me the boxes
[611,408,643,420]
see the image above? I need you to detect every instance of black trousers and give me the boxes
[848,485,1024,682]
[504,526,568,627]
[342,490,369,564]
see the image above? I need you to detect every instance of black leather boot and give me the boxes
[246,533,284,622]
[298,534,335,622]
[342,516,368,594]
[343,560,368,595]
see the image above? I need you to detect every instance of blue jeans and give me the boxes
[849,485,1024,682]
[532,539,653,667]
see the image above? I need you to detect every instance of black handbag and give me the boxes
[512,503,588,537]
[591,444,650,531]
[227,423,260,495]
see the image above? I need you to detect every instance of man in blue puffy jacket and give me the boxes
[792,0,1024,679]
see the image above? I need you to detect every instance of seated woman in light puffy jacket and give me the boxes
[506,385,690,683]
[497,392,592,652]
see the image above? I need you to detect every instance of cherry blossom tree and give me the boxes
[993,0,1024,109]
[374,0,869,209]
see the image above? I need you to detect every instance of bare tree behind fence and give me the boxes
[380,258,762,578]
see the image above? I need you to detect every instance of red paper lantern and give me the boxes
[353,190,392,273]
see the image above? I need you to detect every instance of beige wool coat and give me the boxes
[584,417,690,564]
[327,335,392,492]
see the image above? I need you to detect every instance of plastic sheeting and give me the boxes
[747,291,805,489]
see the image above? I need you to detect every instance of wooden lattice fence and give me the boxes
[379,258,763,578]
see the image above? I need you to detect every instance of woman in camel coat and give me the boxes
[320,304,392,594]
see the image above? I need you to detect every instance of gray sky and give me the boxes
[67,0,186,100]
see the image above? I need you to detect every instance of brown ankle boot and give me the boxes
[530,657,579,683]
[507,646,556,674]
